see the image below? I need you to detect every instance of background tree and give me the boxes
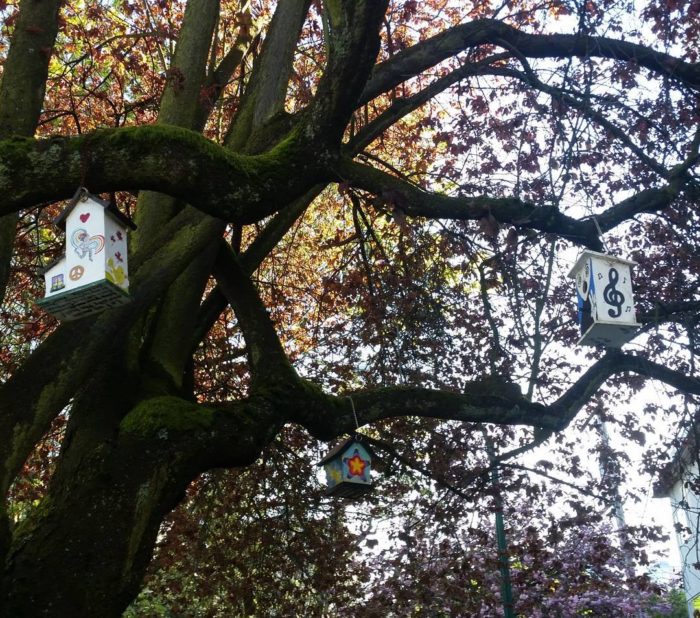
[0,0,699,615]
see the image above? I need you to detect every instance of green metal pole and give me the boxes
[486,437,515,618]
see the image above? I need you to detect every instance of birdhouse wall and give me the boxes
[104,215,129,290]
[323,459,344,491]
[65,199,107,290]
[587,255,636,325]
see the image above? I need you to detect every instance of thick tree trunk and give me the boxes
[1,370,280,617]
[2,441,183,616]
[0,0,63,303]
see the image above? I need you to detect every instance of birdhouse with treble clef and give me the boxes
[36,188,136,321]
[568,250,641,347]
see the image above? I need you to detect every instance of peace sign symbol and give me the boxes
[69,265,85,281]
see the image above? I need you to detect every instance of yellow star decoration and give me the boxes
[346,452,367,477]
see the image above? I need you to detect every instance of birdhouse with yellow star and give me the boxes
[318,435,373,498]
[36,188,136,321]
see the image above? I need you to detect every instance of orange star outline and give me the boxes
[345,450,368,477]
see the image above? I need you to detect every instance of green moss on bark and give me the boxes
[0,120,322,225]
[119,396,214,437]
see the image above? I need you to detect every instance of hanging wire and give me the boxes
[348,396,360,431]
[590,215,608,253]
[34,210,45,270]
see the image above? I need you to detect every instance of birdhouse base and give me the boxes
[578,320,640,347]
[326,481,373,499]
[36,279,130,321]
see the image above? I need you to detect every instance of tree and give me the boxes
[0,0,698,614]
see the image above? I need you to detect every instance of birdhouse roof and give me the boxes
[567,249,636,279]
[53,188,137,231]
[317,434,374,466]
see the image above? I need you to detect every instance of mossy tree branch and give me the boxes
[0,125,323,224]
[3,393,284,615]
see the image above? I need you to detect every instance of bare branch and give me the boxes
[336,157,603,248]
[362,19,700,104]
[212,242,297,388]
[288,352,700,442]
[553,351,700,429]
[347,53,511,152]
[489,63,670,178]
[294,380,559,440]
[337,157,692,247]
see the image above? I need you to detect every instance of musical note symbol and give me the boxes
[603,268,625,318]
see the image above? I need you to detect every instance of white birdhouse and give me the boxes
[36,188,136,321]
[568,250,641,347]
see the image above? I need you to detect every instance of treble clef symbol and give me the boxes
[603,268,625,318]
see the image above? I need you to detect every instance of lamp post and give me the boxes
[485,435,515,618]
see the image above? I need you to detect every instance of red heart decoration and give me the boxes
[80,213,90,223]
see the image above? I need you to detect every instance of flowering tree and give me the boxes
[0,0,699,614]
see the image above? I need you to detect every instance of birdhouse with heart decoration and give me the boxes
[36,188,136,321]
[318,434,373,498]
[568,250,641,347]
